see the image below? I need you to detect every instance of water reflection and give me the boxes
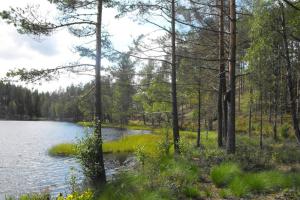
[0,121,149,199]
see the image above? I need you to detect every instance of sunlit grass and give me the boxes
[49,134,162,156]
[48,143,77,157]
[211,162,300,197]
[211,162,242,187]
[103,134,161,154]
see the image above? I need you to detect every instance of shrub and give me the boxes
[183,185,201,198]
[279,123,291,139]
[210,162,242,187]
[77,131,106,183]
[229,176,250,197]
[229,171,293,197]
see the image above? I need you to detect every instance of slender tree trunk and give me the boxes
[217,0,225,147]
[273,69,279,141]
[208,118,213,131]
[269,92,272,123]
[297,79,300,118]
[238,63,241,113]
[181,103,184,129]
[248,86,253,137]
[94,0,106,183]
[171,0,180,154]
[260,87,263,150]
[197,82,201,147]
[143,113,146,125]
[280,3,300,144]
[227,0,236,154]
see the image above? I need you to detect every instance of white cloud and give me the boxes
[0,0,159,92]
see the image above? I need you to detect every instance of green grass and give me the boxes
[48,143,77,157]
[49,134,162,156]
[211,162,300,197]
[103,134,161,154]
[210,162,242,187]
[97,155,201,200]
[6,193,50,200]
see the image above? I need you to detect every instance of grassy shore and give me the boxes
[48,143,77,157]
[45,123,300,199]
[48,134,162,156]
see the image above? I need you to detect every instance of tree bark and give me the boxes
[260,86,263,150]
[273,63,279,141]
[217,0,225,148]
[197,82,201,147]
[280,2,300,144]
[227,0,236,154]
[94,0,106,183]
[248,86,253,137]
[171,0,180,154]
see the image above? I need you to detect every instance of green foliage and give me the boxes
[135,145,147,167]
[76,131,105,182]
[5,193,50,200]
[211,161,300,197]
[48,143,77,157]
[210,162,242,187]
[183,185,201,198]
[157,127,172,156]
[57,190,93,200]
[279,123,291,139]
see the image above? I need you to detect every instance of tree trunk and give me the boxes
[227,0,236,154]
[217,0,225,148]
[273,68,279,141]
[181,103,184,129]
[197,83,201,147]
[269,92,272,123]
[280,3,300,144]
[208,118,213,131]
[94,0,106,184]
[260,87,263,150]
[171,0,180,154]
[248,86,253,137]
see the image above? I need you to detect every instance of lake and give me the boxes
[0,121,149,199]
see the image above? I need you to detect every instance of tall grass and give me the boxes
[210,162,242,187]
[103,134,161,154]
[48,143,77,157]
[211,162,300,197]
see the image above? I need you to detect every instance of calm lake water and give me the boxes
[0,121,149,199]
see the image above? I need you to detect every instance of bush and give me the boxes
[77,131,106,183]
[279,123,291,139]
[210,162,242,187]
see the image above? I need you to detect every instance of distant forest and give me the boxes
[0,81,89,121]
[0,55,136,122]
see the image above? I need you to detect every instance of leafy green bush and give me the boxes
[210,162,242,187]
[77,131,105,183]
[279,123,291,139]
